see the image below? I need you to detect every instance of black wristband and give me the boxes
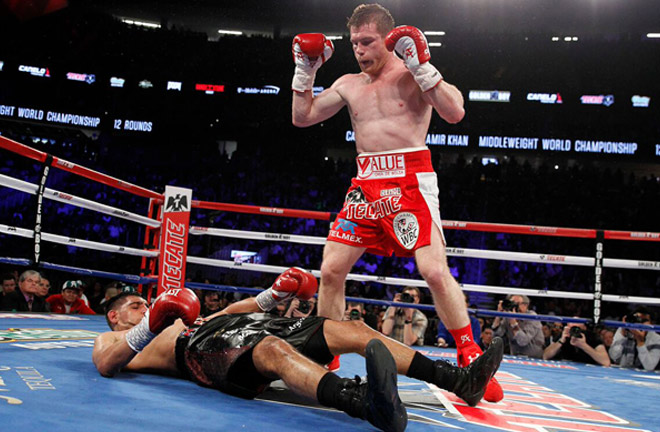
[404,320,412,325]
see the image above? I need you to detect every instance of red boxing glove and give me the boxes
[256,267,318,311]
[149,288,201,333]
[291,33,334,92]
[385,25,442,92]
[125,288,200,352]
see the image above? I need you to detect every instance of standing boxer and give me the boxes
[291,3,502,401]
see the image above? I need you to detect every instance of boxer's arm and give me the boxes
[93,330,136,377]
[292,82,346,127]
[421,81,465,124]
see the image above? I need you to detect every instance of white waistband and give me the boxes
[357,147,428,157]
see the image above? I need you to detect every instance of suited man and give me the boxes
[1,270,48,312]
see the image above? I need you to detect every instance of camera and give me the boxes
[297,300,311,314]
[349,309,362,320]
[501,299,517,311]
[399,292,415,304]
[569,326,584,338]
[625,313,644,324]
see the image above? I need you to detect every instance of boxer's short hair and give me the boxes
[347,3,395,36]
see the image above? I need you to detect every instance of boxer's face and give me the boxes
[112,296,149,331]
[350,22,389,75]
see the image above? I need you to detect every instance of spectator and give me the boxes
[543,321,611,366]
[541,323,553,348]
[436,293,480,348]
[201,291,225,317]
[1,273,17,309]
[381,287,428,346]
[37,276,51,299]
[282,296,317,319]
[600,328,614,350]
[46,280,96,315]
[479,327,495,351]
[492,294,544,358]
[1,270,47,312]
[95,286,120,314]
[343,301,365,322]
[609,309,660,371]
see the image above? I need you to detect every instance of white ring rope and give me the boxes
[0,173,160,228]
[0,223,158,257]
[189,224,659,271]
[184,255,660,305]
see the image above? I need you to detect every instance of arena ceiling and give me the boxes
[74,0,660,39]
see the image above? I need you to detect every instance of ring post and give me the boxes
[157,186,192,297]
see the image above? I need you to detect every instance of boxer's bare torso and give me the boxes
[334,62,432,154]
[292,22,462,154]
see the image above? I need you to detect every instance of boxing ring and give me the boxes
[1,136,659,432]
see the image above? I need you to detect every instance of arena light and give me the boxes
[121,18,161,29]
[647,33,660,38]
[424,31,445,36]
[428,42,442,47]
[218,29,242,35]
[552,36,559,41]
[326,35,343,40]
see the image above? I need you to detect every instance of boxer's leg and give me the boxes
[252,335,407,430]
[322,320,504,407]
[252,336,327,399]
[414,224,469,329]
[318,241,366,320]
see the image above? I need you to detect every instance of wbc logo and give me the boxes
[393,212,419,250]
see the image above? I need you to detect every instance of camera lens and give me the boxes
[298,300,310,314]
[349,309,361,320]
[569,326,583,338]
[400,292,414,303]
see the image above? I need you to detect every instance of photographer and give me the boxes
[283,296,317,319]
[609,309,660,371]
[381,287,428,346]
[543,321,611,366]
[492,294,544,358]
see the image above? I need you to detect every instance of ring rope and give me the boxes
[4,218,659,304]
[0,135,163,201]
[4,255,659,332]
[189,225,659,271]
[0,223,158,257]
[0,173,161,228]
[184,255,660,305]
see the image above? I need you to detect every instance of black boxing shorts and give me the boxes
[175,313,330,399]
[328,147,446,257]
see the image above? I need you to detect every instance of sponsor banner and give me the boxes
[478,135,639,155]
[0,328,98,343]
[468,90,511,102]
[167,81,182,91]
[0,312,86,320]
[440,371,649,432]
[195,83,225,94]
[139,80,154,89]
[157,186,192,296]
[236,85,280,95]
[110,77,125,88]
[18,64,50,77]
[527,92,563,104]
[631,95,650,108]
[581,94,615,106]
[66,72,96,84]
